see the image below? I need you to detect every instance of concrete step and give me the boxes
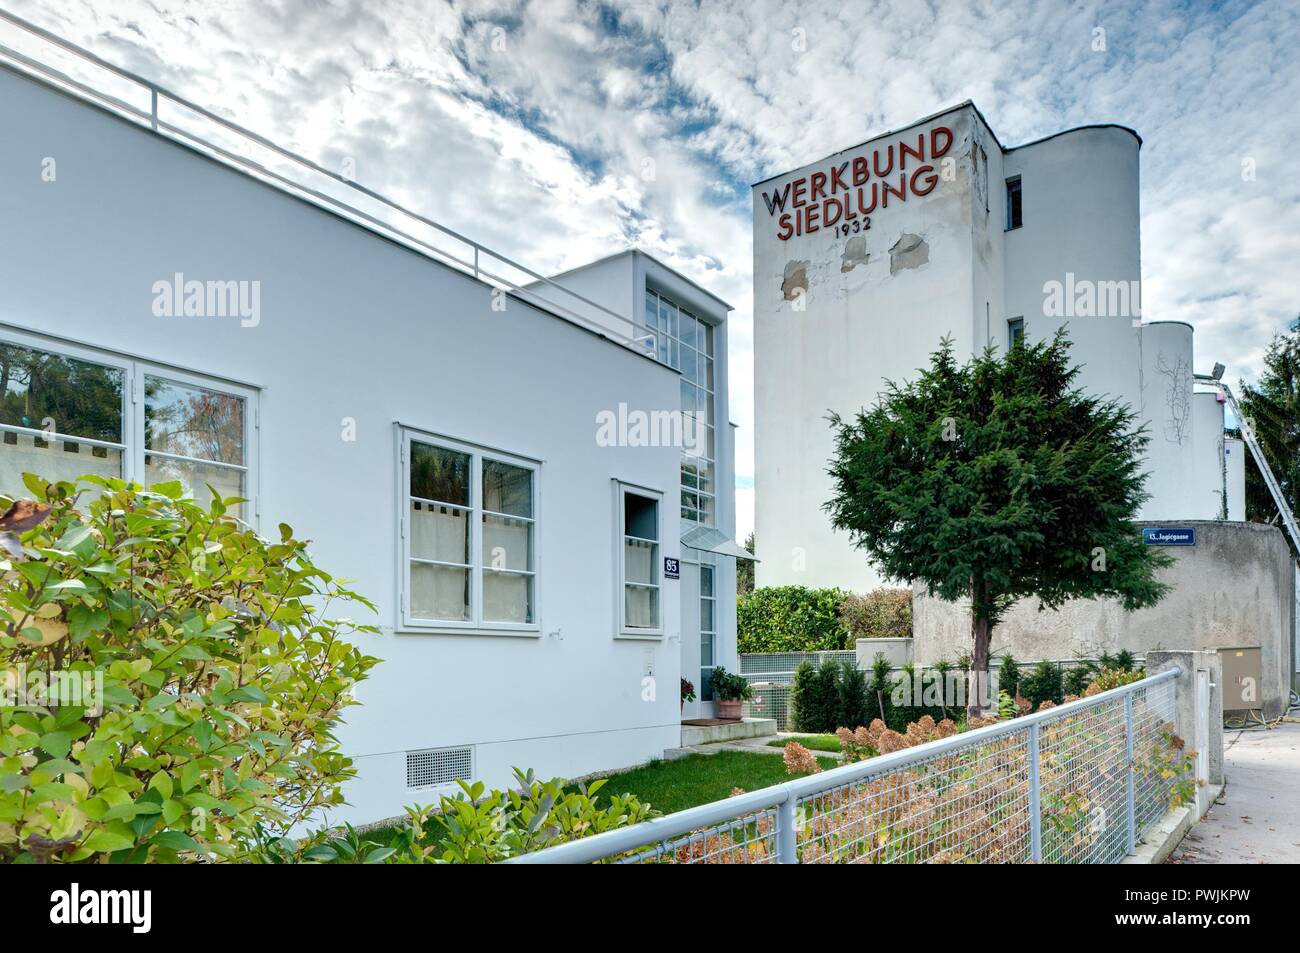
[679,717,777,747]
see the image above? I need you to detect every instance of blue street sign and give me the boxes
[1142,527,1196,546]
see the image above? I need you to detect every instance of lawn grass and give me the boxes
[766,734,843,753]
[360,750,837,845]
[589,750,838,816]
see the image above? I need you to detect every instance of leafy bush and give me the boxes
[788,660,817,732]
[1084,667,1147,696]
[1063,662,1098,697]
[0,475,379,863]
[1099,649,1137,672]
[837,588,912,640]
[737,586,850,653]
[1020,661,1065,710]
[866,653,894,724]
[252,770,656,864]
[789,659,843,732]
[835,659,870,731]
[708,666,752,702]
[996,653,1021,699]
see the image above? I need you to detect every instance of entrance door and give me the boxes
[679,561,717,720]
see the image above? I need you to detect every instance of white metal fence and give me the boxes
[510,669,1183,864]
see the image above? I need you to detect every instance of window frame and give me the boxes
[642,287,717,526]
[1005,175,1023,230]
[699,563,716,701]
[613,479,664,639]
[1007,317,1025,350]
[0,327,259,524]
[398,426,540,635]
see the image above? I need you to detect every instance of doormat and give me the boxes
[681,718,742,726]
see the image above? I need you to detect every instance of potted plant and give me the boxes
[680,676,696,713]
[709,666,752,720]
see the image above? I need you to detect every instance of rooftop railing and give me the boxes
[0,8,653,357]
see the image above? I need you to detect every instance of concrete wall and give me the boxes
[0,65,702,823]
[914,521,1295,719]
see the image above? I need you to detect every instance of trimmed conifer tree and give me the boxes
[825,332,1171,716]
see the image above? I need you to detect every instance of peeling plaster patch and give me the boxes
[841,236,868,273]
[782,260,809,300]
[889,233,929,274]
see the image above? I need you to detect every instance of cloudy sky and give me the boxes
[7,0,1298,541]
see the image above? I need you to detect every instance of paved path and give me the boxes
[1170,720,1300,863]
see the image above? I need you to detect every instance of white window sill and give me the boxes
[615,631,665,641]
[397,625,541,639]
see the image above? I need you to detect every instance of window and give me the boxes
[700,564,716,702]
[401,429,537,631]
[642,289,716,525]
[145,376,246,514]
[616,484,661,635]
[1005,176,1023,230]
[0,335,254,516]
[1008,317,1025,349]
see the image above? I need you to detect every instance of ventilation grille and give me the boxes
[406,746,473,789]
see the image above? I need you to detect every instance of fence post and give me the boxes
[1027,721,1041,862]
[1125,691,1137,855]
[777,792,798,864]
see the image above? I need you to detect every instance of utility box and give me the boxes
[1219,647,1263,712]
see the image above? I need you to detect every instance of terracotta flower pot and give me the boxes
[716,698,742,720]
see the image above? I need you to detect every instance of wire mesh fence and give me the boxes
[739,651,856,729]
[510,669,1187,865]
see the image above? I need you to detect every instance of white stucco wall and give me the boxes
[0,66,697,823]
[753,104,982,592]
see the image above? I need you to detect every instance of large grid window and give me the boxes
[0,336,253,517]
[700,564,716,702]
[402,430,537,631]
[643,289,715,525]
[617,485,661,635]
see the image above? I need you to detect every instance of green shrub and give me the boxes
[788,660,817,732]
[1063,661,1098,696]
[866,654,895,725]
[737,585,850,653]
[1020,660,1065,710]
[835,659,870,730]
[789,658,844,732]
[0,474,380,863]
[996,652,1021,699]
[1099,649,1137,673]
[709,666,752,702]
[253,770,656,864]
[837,588,912,640]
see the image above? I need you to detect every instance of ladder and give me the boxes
[1197,374,1300,556]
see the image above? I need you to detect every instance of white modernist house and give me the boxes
[0,29,740,823]
[753,101,1243,592]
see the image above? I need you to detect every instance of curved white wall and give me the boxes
[1003,126,1143,412]
[1139,321,1197,519]
[1191,391,1228,519]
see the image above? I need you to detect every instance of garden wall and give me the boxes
[913,521,1295,719]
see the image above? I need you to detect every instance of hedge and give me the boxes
[736,586,851,653]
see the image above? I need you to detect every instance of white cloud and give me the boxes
[6,0,1297,544]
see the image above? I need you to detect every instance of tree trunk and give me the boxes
[969,613,991,719]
